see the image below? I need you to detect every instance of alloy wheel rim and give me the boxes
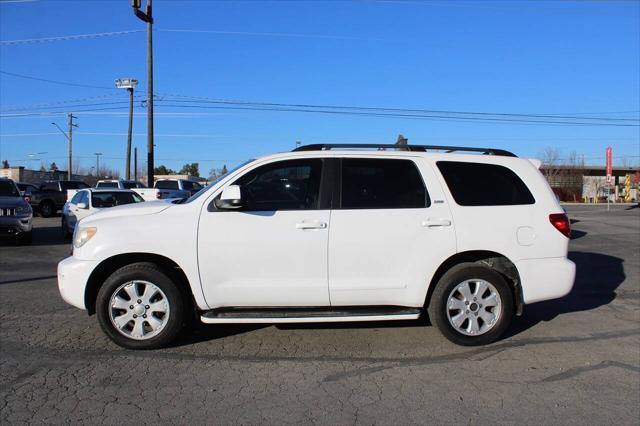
[108,280,170,340]
[446,279,502,336]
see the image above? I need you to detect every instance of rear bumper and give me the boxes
[0,216,32,237]
[57,256,99,310]
[517,257,576,304]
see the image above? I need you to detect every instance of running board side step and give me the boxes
[200,306,422,324]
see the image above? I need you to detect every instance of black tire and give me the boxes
[96,262,185,350]
[18,231,32,245]
[40,201,55,218]
[427,263,514,346]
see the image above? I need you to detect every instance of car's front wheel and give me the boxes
[428,263,514,346]
[40,201,55,218]
[96,262,185,349]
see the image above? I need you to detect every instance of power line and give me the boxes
[0,94,133,112]
[150,102,640,127]
[0,29,144,45]
[0,70,117,90]
[1,89,638,127]
[156,94,640,122]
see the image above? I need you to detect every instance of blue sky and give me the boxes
[1,0,639,176]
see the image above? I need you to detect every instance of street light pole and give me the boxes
[115,78,138,180]
[132,0,154,187]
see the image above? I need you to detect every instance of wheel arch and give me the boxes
[426,250,524,315]
[84,253,195,315]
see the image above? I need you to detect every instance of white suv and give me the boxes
[57,144,575,349]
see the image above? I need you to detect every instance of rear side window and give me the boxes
[156,180,179,190]
[437,161,535,206]
[341,158,428,209]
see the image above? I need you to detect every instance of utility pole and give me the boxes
[94,153,103,179]
[52,114,77,180]
[115,78,138,180]
[134,147,138,181]
[67,113,78,180]
[132,0,154,187]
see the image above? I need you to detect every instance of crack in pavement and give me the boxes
[1,327,638,388]
[322,327,640,381]
[538,360,640,383]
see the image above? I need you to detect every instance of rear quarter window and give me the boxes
[437,161,535,206]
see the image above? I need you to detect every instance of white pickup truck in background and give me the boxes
[90,179,204,201]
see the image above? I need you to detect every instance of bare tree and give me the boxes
[540,147,562,180]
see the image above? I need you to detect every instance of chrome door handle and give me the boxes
[422,218,452,227]
[296,221,327,230]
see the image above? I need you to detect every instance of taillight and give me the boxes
[549,213,571,238]
[156,192,162,199]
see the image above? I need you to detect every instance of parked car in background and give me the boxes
[57,143,575,350]
[95,179,158,201]
[15,182,38,204]
[95,180,146,189]
[154,179,203,199]
[30,180,90,217]
[62,188,145,237]
[93,179,202,201]
[0,178,33,244]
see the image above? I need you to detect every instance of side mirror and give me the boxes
[77,202,88,210]
[214,185,244,210]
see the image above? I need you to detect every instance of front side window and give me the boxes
[233,159,323,211]
[340,158,428,209]
[437,161,535,206]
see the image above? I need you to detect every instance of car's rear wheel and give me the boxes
[428,263,513,346]
[96,262,185,349]
[40,201,55,218]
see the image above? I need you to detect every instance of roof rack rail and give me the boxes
[292,143,517,157]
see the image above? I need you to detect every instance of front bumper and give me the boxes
[57,256,100,310]
[517,257,576,304]
[0,215,32,237]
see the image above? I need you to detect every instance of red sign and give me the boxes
[606,146,612,184]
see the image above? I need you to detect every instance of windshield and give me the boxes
[0,180,20,197]
[185,159,255,203]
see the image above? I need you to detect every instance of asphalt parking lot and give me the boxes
[1,205,639,424]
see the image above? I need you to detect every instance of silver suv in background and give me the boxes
[0,178,33,245]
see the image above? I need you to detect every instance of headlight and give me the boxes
[73,226,97,248]
[15,204,32,216]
